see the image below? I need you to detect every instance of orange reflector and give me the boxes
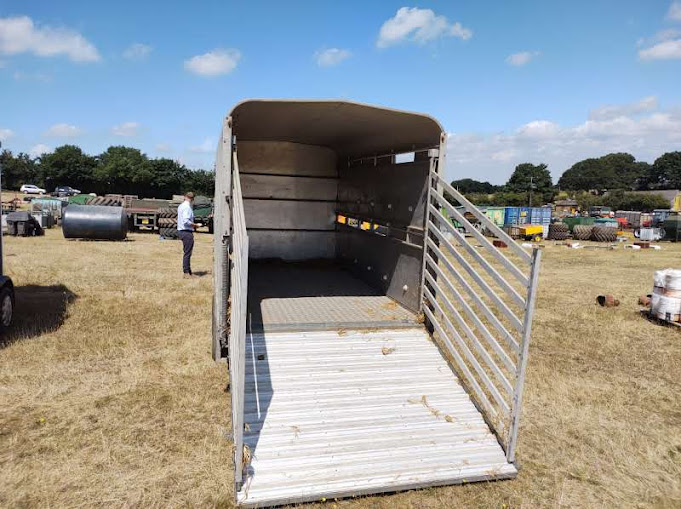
[337,214,346,224]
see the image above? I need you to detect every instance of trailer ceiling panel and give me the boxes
[230,100,443,158]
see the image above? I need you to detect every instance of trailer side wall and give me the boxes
[238,141,338,260]
[336,157,429,312]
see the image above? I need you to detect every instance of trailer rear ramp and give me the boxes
[238,327,516,507]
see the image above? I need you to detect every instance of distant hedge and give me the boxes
[0,144,214,199]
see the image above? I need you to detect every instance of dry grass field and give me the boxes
[1,229,680,508]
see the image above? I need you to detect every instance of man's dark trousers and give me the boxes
[178,230,194,274]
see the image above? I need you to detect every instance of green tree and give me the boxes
[146,158,189,198]
[505,163,553,204]
[0,150,39,190]
[450,178,500,194]
[38,145,97,192]
[603,191,669,212]
[491,192,531,207]
[651,151,681,189]
[558,153,650,191]
[95,146,151,195]
[186,169,215,197]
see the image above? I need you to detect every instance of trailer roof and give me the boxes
[229,99,443,157]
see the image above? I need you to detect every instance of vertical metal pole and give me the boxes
[419,156,436,312]
[506,247,542,463]
[419,137,446,314]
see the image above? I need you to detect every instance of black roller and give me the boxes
[62,204,128,240]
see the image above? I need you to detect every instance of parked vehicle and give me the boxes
[192,202,214,233]
[20,184,46,195]
[588,205,612,217]
[653,209,671,227]
[52,186,81,197]
[506,224,544,242]
[0,142,16,332]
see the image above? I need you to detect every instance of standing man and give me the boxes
[177,192,199,278]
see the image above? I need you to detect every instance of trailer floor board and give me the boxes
[236,327,516,507]
[247,261,418,331]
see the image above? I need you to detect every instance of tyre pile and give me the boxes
[157,206,179,239]
[590,225,617,242]
[572,224,593,240]
[547,221,619,242]
[548,222,569,240]
[85,196,123,206]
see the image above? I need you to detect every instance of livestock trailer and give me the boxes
[212,100,542,507]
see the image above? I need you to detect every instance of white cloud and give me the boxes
[668,1,681,21]
[0,128,14,141]
[111,122,140,137]
[589,96,657,120]
[639,38,681,60]
[184,48,241,76]
[445,97,681,184]
[651,28,681,43]
[315,48,352,67]
[0,15,100,63]
[516,120,560,139]
[190,138,214,153]
[13,70,52,82]
[638,7,681,60]
[123,43,152,61]
[44,123,82,137]
[29,143,52,157]
[505,51,540,66]
[377,7,472,48]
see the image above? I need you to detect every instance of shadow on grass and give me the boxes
[1,284,77,348]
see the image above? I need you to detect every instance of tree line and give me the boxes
[450,151,681,211]
[0,145,215,199]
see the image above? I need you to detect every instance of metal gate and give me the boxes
[422,160,541,463]
[229,149,249,485]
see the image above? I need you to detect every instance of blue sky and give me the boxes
[1,1,680,184]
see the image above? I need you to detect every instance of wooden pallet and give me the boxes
[640,309,681,328]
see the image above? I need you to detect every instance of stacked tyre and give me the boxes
[572,225,594,240]
[548,222,569,240]
[157,206,178,219]
[85,196,123,206]
[157,207,179,239]
[591,225,617,242]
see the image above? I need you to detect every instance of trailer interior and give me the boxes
[212,100,542,507]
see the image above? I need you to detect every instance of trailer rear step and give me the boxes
[237,327,516,507]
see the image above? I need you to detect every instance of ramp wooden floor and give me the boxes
[237,327,516,507]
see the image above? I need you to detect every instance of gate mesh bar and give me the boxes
[423,168,542,463]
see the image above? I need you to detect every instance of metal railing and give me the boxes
[229,150,249,485]
[422,169,541,463]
